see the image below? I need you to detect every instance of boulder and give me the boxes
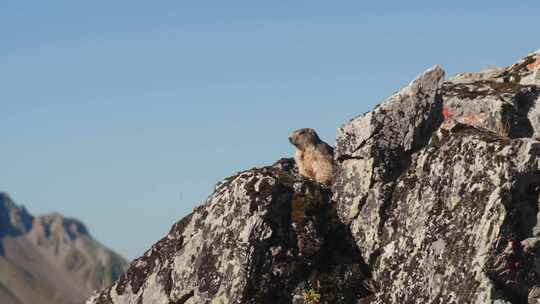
[334,50,540,303]
[88,160,370,304]
[333,65,446,259]
[444,49,540,140]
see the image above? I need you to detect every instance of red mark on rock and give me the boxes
[442,107,452,120]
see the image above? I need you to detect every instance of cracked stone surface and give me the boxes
[334,49,540,303]
[334,65,446,259]
[88,161,369,304]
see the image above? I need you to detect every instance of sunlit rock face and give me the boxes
[334,49,540,303]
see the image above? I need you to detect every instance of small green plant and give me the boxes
[303,281,322,304]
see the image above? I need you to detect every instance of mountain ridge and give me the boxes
[0,192,127,304]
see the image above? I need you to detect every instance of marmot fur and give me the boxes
[288,128,334,186]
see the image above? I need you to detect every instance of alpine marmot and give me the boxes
[288,128,334,186]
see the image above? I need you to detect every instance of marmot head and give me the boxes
[289,128,320,150]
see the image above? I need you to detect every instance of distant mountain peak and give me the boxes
[33,212,89,241]
[0,193,127,304]
[0,192,33,239]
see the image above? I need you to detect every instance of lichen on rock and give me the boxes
[334,49,540,303]
[89,48,540,304]
[88,160,370,304]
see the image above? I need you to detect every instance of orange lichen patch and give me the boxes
[526,56,540,71]
[440,111,488,131]
[460,112,487,126]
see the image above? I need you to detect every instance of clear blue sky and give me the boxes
[1,1,538,260]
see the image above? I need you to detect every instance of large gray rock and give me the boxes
[88,161,370,304]
[334,65,446,259]
[334,51,540,303]
[444,49,540,140]
[373,125,540,303]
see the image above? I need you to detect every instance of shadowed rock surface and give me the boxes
[0,193,127,304]
[89,49,540,304]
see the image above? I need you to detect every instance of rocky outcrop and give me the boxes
[334,65,446,254]
[443,51,540,140]
[88,160,370,304]
[334,49,540,303]
[89,49,540,304]
[0,194,33,256]
[0,193,127,304]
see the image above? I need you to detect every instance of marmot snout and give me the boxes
[289,128,334,186]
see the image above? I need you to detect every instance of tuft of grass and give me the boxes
[303,281,321,304]
[494,115,510,139]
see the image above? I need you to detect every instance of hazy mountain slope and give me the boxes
[0,192,127,304]
[0,282,23,304]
